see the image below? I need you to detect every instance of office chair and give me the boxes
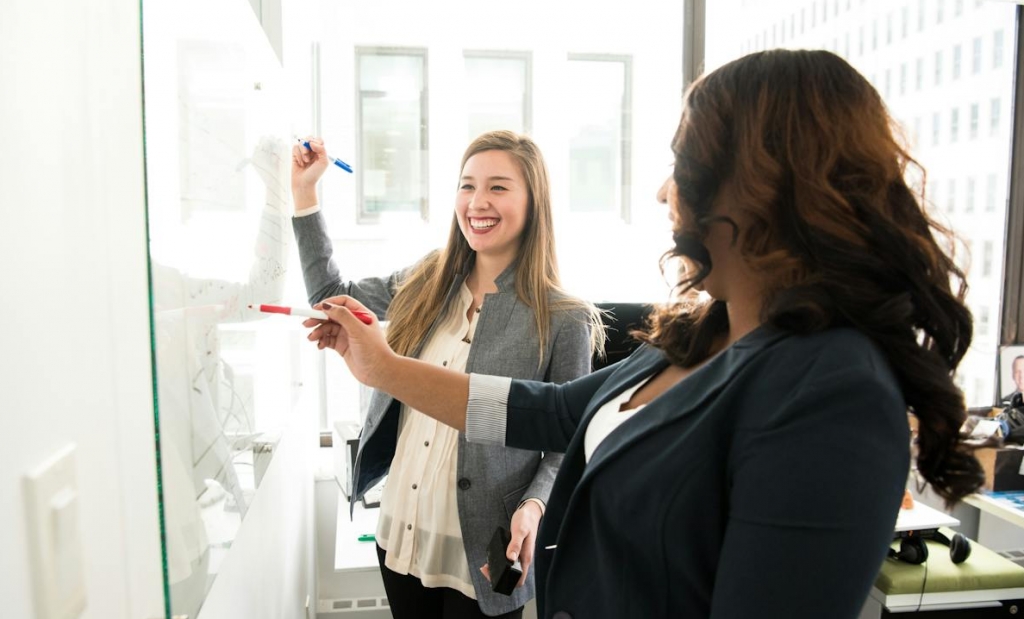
[593,302,654,371]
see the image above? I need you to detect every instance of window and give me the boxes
[858,25,865,55]
[900,63,907,95]
[966,176,975,212]
[994,29,1005,69]
[947,178,957,213]
[986,174,997,212]
[992,97,1002,135]
[953,44,962,80]
[355,48,428,221]
[463,52,531,141]
[950,107,959,142]
[935,50,943,85]
[972,37,982,74]
[918,0,926,32]
[901,6,909,39]
[872,20,878,50]
[916,57,924,91]
[932,111,941,146]
[886,13,893,45]
[937,0,945,24]
[955,0,963,17]
[983,240,994,277]
[566,55,632,219]
[970,102,979,140]
[884,68,892,98]
[979,305,991,337]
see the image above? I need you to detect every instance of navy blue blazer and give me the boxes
[499,326,910,619]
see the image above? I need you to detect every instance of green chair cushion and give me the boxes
[876,529,1024,594]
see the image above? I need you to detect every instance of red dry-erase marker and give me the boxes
[250,303,374,325]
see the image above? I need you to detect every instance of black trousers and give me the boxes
[376,545,524,619]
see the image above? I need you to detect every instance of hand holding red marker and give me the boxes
[250,303,373,325]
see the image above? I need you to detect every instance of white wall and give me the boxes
[0,1,164,618]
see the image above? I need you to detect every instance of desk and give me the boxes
[965,493,1024,530]
[334,501,381,571]
[895,501,959,533]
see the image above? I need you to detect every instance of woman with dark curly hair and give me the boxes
[305,49,983,618]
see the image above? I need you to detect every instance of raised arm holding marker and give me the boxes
[249,303,373,325]
[296,138,353,173]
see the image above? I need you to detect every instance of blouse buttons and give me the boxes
[412,483,418,490]
[442,360,447,367]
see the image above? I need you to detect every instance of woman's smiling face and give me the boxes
[455,149,530,263]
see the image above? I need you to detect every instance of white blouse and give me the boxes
[583,377,650,462]
[375,284,479,597]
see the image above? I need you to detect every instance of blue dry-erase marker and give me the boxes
[297,138,353,173]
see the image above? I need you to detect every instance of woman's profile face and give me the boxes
[456,150,530,263]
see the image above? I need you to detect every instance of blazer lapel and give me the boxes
[577,326,785,488]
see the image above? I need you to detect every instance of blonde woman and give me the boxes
[291,131,601,618]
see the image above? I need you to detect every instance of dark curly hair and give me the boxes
[637,49,983,505]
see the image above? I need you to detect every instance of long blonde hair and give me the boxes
[385,130,603,362]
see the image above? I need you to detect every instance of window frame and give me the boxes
[462,49,534,137]
[566,52,634,223]
[1001,7,1024,346]
[353,46,430,224]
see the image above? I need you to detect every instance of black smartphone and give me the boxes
[487,526,523,595]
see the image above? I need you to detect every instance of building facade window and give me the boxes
[970,102,979,140]
[994,29,1005,69]
[953,44,962,80]
[950,107,960,142]
[986,174,997,212]
[972,36,983,74]
[355,48,429,221]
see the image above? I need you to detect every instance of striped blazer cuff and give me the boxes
[466,374,512,445]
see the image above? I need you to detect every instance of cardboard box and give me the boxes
[976,446,1024,492]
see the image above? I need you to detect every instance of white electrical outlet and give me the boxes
[24,444,86,619]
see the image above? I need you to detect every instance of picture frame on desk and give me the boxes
[999,345,1024,407]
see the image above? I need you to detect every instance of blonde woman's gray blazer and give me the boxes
[293,212,593,615]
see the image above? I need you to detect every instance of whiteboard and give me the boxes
[141,0,303,614]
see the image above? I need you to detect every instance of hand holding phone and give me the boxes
[487,526,523,595]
